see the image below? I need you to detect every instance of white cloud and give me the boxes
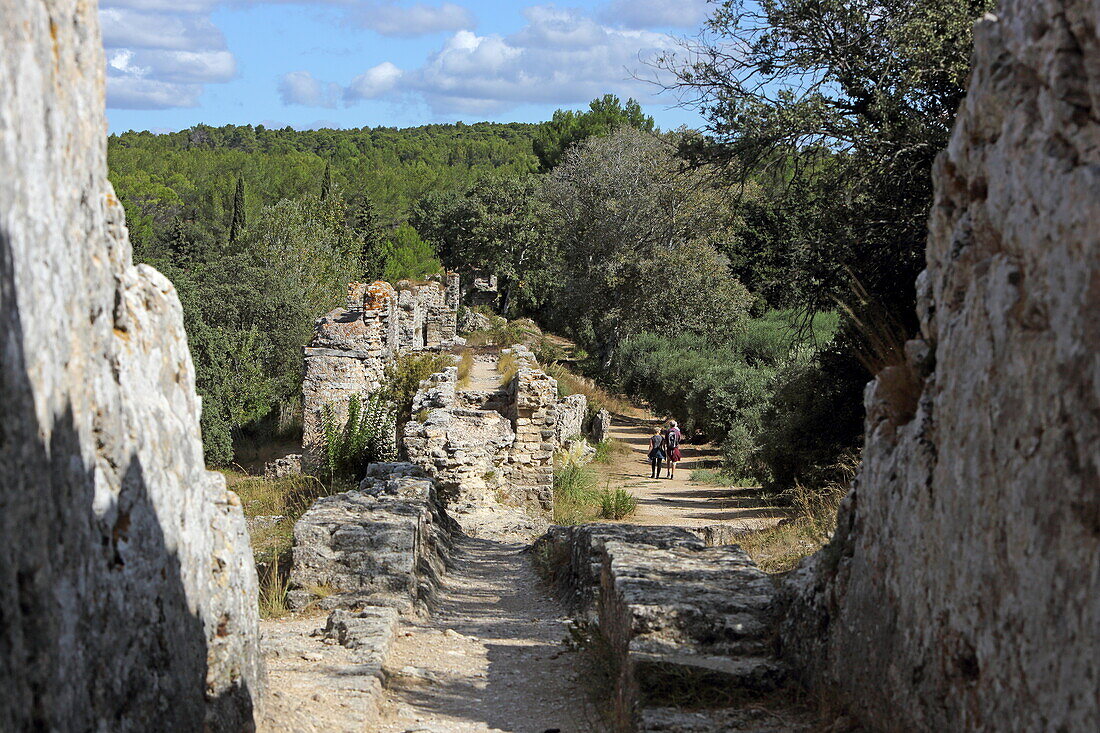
[345,62,404,101]
[107,78,202,109]
[108,49,150,78]
[278,71,342,108]
[348,2,475,37]
[598,0,710,29]
[100,8,225,51]
[99,2,235,109]
[362,5,676,114]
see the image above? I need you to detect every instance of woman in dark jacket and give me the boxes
[648,427,666,479]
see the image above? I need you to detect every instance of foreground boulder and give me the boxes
[782,1,1100,730]
[0,1,263,729]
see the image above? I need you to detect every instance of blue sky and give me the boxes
[99,0,713,133]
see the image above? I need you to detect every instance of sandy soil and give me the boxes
[375,536,596,732]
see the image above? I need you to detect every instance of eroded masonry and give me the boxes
[301,275,461,471]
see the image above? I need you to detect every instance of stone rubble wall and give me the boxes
[0,1,263,729]
[591,408,613,444]
[302,275,462,472]
[781,2,1100,731]
[555,393,588,443]
[404,346,574,537]
[535,525,801,732]
[287,463,456,612]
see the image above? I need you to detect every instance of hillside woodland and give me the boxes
[108,0,994,505]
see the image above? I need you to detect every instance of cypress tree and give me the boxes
[168,216,190,263]
[349,194,383,280]
[320,161,332,202]
[229,175,246,244]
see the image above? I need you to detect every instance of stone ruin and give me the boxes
[405,346,586,537]
[465,271,499,308]
[779,1,1100,730]
[301,273,462,472]
[1,1,262,729]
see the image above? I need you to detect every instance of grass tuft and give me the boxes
[592,438,629,465]
[456,349,474,389]
[737,455,855,573]
[497,351,521,385]
[598,487,637,520]
[553,464,602,525]
[689,469,757,488]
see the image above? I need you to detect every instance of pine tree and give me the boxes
[320,161,332,202]
[229,175,246,244]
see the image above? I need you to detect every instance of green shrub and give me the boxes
[613,309,847,495]
[321,394,397,484]
[379,351,452,427]
[598,488,637,520]
[750,345,866,493]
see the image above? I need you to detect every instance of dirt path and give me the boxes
[375,536,593,732]
[599,414,788,531]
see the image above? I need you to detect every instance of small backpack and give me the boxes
[666,429,680,450]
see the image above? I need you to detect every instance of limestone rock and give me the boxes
[264,453,302,480]
[591,408,613,444]
[458,308,493,334]
[539,525,790,731]
[287,467,456,612]
[555,393,587,442]
[781,2,1100,730]
[0,1,263,728]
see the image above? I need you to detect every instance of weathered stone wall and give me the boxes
[555,393,588,442]
[0,1,263,729]
[782,3,1100,730]
[302,276,461,471]
[536,525,795,732]
[287,463,456,612]
[404,346,569,537]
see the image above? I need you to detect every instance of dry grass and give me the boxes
[258,560,292,619]
[738,456,855,574]
[543,362,633,415]
[497,351,521,385]
[835,271,923,426]
[225,469,351,618]
[456,349,474,389]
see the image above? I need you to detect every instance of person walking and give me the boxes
[648,426,666,479]
[664,420,683,479]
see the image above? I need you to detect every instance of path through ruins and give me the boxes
[597,415,788,531]
[375,535,591,732]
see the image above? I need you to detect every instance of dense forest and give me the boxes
[108,0,994,503]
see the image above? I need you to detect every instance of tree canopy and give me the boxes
[532,94,657,171]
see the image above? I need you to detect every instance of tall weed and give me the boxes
[321,393,397,484]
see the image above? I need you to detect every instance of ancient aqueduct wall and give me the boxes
[0,1,262,729]
[300,276,460,471]
[782,1,1100,730]
[3,0,1098,729]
